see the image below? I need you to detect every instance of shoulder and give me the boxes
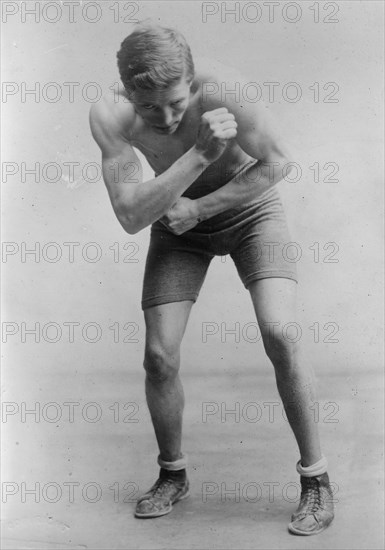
[193,56,271,125]
[89,86,137,147]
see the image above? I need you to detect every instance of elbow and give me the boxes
[124,223,140,235]
[121,218,141,235]
[114,198,143,234]
[116,210,140,235]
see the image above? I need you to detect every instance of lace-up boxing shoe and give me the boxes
[135,469,190,518]
[288,472,334,535]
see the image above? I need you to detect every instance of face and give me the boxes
[131,78,192,135]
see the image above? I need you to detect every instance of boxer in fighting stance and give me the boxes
[89,21,334,535]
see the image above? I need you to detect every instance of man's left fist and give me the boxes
[159,196,201,235]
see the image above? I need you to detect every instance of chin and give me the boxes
[154,122,180,134]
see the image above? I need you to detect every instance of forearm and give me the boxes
[195,158,288,221]
[113,147,206,233]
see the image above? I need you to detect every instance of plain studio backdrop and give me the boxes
[1,1,384,549]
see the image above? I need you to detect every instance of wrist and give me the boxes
[194,197,205,222]
[190,145,212,169]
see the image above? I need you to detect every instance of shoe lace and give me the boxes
[301,478,322,514]
[151,477,175,498]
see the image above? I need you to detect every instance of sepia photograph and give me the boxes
[1,1,384,548]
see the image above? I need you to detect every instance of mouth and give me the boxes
[154,121,179,133]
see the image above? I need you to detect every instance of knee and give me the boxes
[143,343,180,382]
[262,330,299,369]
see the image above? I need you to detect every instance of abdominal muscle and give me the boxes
[140,139,256,201]
[181,146,256,200]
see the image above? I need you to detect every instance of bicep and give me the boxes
[102,147,143,223]
[89,103,143,220]
[202,65,291,162]
[234,100,289,162]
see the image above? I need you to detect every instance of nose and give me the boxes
[157,107,174,126]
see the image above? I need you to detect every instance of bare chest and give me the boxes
[130,109,201,175]
[133,135,196,174]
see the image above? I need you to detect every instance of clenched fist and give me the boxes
[159,196,201,235]
[195,107,237,163]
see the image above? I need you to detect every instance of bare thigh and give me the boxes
[249,278,298,326]
[144,300,195,357]
[248,278,299,351]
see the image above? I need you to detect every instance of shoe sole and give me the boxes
[288,520,332,536]
[135,489,190,519]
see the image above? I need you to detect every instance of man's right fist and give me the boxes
[195,107,238,163]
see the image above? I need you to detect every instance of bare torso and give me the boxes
[106,59,255,198]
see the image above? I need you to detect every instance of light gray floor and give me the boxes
[2,363,383,549]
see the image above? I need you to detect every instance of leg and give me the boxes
[143,300,194,462]
[229,191,333,533]
[248,277,321,466]
[141,223,213,460]
[135,300,193,518]
[136,223,213,518]
[249,278,334,535]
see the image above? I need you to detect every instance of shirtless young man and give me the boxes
[89,21,334,535]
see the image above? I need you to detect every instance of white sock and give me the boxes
[296,455,328,477]
[157,453,188,471]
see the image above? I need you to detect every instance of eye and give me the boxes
[171,100,183,107]
[142,104,155,110]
